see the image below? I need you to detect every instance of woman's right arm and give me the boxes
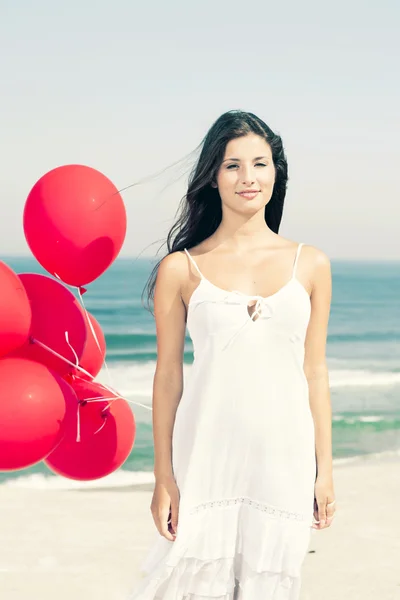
[150,251,188,540]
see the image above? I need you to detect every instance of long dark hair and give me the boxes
[142,110,288,313]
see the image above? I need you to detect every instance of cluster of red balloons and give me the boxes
[0,165,136,480]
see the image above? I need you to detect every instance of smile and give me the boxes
[237,191,260,199]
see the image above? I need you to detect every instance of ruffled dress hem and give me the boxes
[128,499,313,600]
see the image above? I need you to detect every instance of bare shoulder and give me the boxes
[301,244,331,269]
[299,244,332,297]
[154,250,190,306]
[157,249,188,279]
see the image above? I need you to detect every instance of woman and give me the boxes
[129,110,336,599]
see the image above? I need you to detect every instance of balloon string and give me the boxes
[31,335,96,444]
[31,271,154,441]
[65,331,79,367]
[30,336,93,378]
[63,331,127,427]
[75,398,109,442]
[53,271,153,421]
[77,286,113,388]
[81,395,123,402]
[93,416,108,436]
[75,391,145,441]
[64,332,84,445]
[73,373,151,411]
[52,272,114,389]
[31,337,153,413]
[76,402,81,442]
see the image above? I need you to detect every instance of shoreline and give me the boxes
[2,447,400,493]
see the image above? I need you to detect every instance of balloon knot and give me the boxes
[79,400,88,407]
[79,286,88,295]
[28,336,35,345]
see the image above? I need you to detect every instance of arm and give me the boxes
[303,248,335,528]
[152,251,187,481]
[150,251,187,541]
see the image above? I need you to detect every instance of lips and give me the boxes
[237,190,260,199]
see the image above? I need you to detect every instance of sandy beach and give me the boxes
[1,454,399,600]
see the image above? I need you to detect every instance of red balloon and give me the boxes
[72,312,106,380]
[11,274,87,376]
[0,357,77,471]
[45,379,135,480]
[0,262,31,358]
[23,164,127,287]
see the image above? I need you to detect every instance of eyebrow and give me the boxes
[222,155,270,163]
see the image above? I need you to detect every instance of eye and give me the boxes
[226,162,267,170]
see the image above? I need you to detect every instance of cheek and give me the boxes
[260,170,275,189]
[217,170,237,189]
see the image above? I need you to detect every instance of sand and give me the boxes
[1,455,399,600]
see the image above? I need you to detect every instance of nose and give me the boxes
[241,164,256,186]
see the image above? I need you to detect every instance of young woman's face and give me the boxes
[215,133,276,212]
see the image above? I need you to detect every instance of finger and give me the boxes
[313,498,322,524]
[166,509,175,536]
[312,501,320,529]
[313,498,319,520]
[326,500,336,518]
[170,503,179,535]
[317,498,327,527]
[160,514,175,541]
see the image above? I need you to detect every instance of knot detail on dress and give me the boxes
[245,296,274,322]
[221,291,274,351]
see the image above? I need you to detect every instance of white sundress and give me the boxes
[129,242,316,600]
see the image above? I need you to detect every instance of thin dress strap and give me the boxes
[292,243,304,279]
[184,248,204,280]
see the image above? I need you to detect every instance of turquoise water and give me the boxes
[1,255,399,487]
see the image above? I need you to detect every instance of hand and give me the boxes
[312,474,336,530]
[150,475,180,541]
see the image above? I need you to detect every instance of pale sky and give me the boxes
[0,0,399,259]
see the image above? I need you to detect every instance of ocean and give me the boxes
[1,255,399,489]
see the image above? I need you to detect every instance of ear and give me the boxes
[211,180,218,188]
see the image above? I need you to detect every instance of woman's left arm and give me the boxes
[304,248,336,530]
